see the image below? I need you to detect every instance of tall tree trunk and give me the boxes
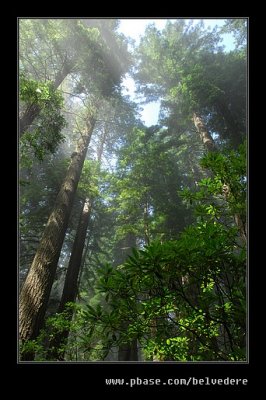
[19,104,41,136]
[53,59,74,90]
[47,198,92,360]
[192,112,216,152]
[19,118,95,360]
[143,201,150,246]
[59,198,91,311]
[47,126,106,360]
[117,233,139,361]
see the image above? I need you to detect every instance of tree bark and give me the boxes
[143,201,150,246]
[19,104,41,136]
[59,198,91,311]
[46,124,106,360]
[47,198,92,360]
[53,60,74,90]
[193,112,216,152]
[19,117,95,359]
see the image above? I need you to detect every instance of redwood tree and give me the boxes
[47,198,92,360]
[19,117,95,359]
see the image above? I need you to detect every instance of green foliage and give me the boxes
[19,19,131,97]
[72,144,246,362]
[20,75,67,164]
[20,339,44,359]
[219,19,247,48]
[200,143,246,221]
[109,126,194,244]
[19,19,247,363]
[83,217,245,361]
[20,75,64,107]
[77,160,101,199]
[19,156,70,279]
[135,20,246,148]
[180,143,246,231]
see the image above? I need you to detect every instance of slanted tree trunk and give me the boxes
[19,104,41,136]
[53,59,74,90]
[19,118,95,360]
[59,198,91,311]
[47,126,109,360]
[47,198,92,360]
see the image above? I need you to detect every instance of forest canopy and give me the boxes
[19,18,247,362]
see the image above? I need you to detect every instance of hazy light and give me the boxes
[121,74,136,98]
[140,102,161,127]
[119,19,237,127]
[118,19,171,45]
[121,74,161,126]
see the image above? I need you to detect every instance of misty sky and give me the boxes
[118,19,236,126]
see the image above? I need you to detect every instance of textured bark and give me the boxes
[19,118,95,357]
[193,112,216,152]
[47,127,107,360]
[59,198,91,311]
[19,104,40,136]
[47,198,92,360]
[234,213,246,242]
